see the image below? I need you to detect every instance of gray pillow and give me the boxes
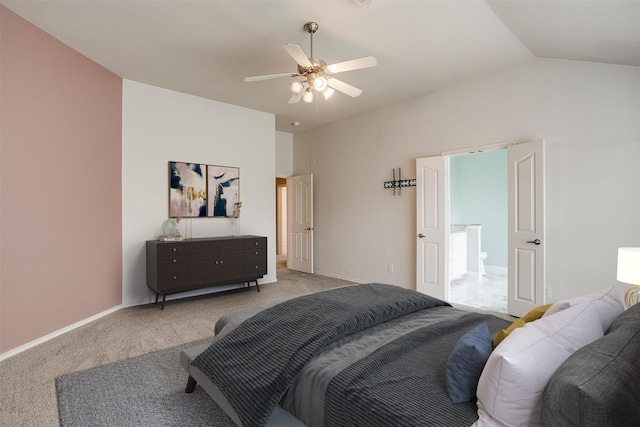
[541,303,640,426]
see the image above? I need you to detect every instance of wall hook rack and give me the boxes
[383,167,416,195]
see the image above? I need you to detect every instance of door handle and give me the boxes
[418,233,425,238]
[305,227,313,231]
[527,239,541,245]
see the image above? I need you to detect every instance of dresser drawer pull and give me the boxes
[255,251,259,255]
[173,259,177,263]
[172,248,177,252]
[255,242,259,246]
[173,275,177,280]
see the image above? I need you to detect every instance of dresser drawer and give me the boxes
[244,248,266,262]
[155,258,189,290]
[243,237,266,249]
[243,262,267,277]
[156,243,188,257]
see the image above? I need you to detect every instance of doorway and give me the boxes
[448,150,508,313]
[276,174,315,274]
[276,178,287,269]
[416,140,545,317]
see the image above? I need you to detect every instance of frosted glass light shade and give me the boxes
[302,89,313,103]
[290,81,304,94]
[313,76,328,91]
[322,87,335,100]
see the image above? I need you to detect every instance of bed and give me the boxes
[180,283,640,427]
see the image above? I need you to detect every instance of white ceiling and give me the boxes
[3,0,639,134]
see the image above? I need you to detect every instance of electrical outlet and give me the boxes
[387,263,394,273]
[545,286,552,300]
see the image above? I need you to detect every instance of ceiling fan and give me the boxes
[244,22,377,104]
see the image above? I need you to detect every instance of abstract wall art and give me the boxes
[168,162,207,217]
[207,165,240,217]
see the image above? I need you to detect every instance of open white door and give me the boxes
[416,156,448,300]
[508,140,545,316]
[287,174,313,274]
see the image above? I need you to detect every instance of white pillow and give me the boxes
[543,287,624,332]
[476,301,604,427]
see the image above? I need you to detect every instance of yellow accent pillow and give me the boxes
[492,303,553,348]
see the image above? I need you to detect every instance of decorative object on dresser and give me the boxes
[146,236,267,309]
[158,218,183,241]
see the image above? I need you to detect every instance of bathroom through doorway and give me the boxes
[447,150,508,313]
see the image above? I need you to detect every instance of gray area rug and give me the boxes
[56,341,236,427]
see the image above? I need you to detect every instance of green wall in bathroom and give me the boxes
[450,150,507,268]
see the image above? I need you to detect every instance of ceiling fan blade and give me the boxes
[283,44,313,68]
[288,83,308,104]
[326,56,377,74]
[327,78,363,97]
[244,73,301,82]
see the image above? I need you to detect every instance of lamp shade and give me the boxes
[617,247,640,285]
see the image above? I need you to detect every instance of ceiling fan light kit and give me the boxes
[244,22,377,104]
[290,81,304,94]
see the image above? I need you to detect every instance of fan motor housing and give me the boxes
[298,58,326,76]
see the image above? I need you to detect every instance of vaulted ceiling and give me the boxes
[3,0,639,133]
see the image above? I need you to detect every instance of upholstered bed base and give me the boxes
[180,342,305,427]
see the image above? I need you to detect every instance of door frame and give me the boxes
[418,140,545,316]
[275,178,287,255]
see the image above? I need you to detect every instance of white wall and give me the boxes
[122,80,276,305]
[294,58,640,303]
[276,131,293,177]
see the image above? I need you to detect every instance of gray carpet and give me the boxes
[56,341,235,427]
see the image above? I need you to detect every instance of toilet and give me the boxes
[479,252,487,276]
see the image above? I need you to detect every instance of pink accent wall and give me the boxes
[1,7,123,353]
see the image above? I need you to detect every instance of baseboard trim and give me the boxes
[485,265,508,275]
[0,305,123,362]
[313,269,368,285]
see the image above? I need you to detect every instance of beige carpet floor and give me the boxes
[0,258,355,426]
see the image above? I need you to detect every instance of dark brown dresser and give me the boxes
[146,235,267,308]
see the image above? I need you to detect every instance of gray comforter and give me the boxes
[191,283,449,427]
[280,305,509,426]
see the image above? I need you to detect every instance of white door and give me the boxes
[287,174,313,274]
[508,140,545,316]
[416,156,448,300]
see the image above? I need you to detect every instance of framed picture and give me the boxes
[207,165,240,217]
[168,162,207,217]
